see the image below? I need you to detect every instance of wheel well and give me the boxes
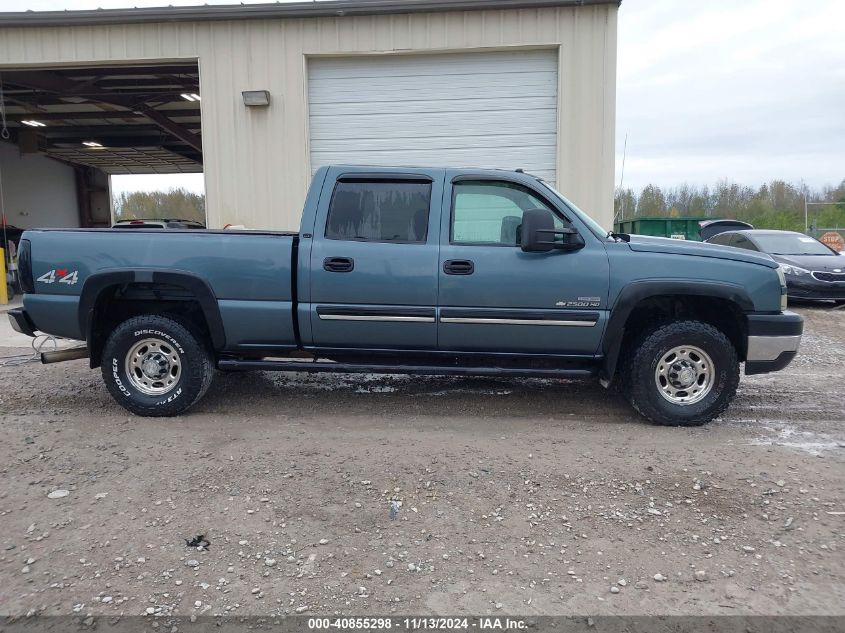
[87,282,212,368]
[617,295,747,369]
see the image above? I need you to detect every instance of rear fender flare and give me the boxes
[602,280,754,382]
[79,269,226,364]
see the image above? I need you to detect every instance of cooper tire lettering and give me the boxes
[112,357,131,397]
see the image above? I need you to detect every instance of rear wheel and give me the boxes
[101,315,213,416]
[624,320,739,426]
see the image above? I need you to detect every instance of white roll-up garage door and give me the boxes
[308,50,559,183]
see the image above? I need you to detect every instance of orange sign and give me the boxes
[820,231,845,252]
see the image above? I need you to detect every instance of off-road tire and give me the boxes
[101,315,214,417]
[624,320,739,426]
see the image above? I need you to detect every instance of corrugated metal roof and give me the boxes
[0,0,620,28]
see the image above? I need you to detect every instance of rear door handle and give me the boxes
[443,259,474,275]
[323,257,354,273]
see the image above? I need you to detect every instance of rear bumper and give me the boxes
[744,311,803,375]
[8,308,37,337]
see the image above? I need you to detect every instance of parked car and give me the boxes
[9,165,801,426]
[113,219,205,229]
[705,228,845,303]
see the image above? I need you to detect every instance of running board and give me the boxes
[217,359,595,379]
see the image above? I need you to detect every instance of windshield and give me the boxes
[752,233,835,256]
[537,181,608,240]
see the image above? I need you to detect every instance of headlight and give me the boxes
[779,263,810,276]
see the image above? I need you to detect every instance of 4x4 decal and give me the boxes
[37,268,79,286]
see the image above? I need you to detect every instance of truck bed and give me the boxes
[22,228,299,350]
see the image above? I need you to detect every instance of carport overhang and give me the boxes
[0,62,202,175]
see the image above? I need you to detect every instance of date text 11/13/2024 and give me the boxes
[307,617,527,630]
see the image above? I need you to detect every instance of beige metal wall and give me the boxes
[0,5,617,230]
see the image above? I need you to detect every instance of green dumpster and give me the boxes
[613,217,717,242]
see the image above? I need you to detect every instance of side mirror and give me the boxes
[520,208,585,253]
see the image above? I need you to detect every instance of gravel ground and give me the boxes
[0,305,843,618]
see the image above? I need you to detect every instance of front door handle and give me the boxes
[323,257,354,273]
[443,259,474,275]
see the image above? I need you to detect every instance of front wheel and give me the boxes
[101,315,214,417]
[624,320,739,426]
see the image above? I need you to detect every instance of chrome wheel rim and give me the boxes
[125,338,181,396]
[654,345,714,406]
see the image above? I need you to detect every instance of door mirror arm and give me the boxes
[532,228,585,251]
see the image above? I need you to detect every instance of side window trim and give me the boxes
[449,178,570,247]
[338,173,433,183]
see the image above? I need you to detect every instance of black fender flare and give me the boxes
[79,269,226,364]
[601,280,755,382]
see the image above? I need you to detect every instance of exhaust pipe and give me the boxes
[41,346,89,364]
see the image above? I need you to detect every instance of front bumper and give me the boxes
[8,308,37,337]
[786,276,845,301]
[745,311,803,375]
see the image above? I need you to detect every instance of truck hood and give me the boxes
[625,235,778,268]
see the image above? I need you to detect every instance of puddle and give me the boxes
[420,388,514,397]
[266,372,576,396]
[355,385,398,393]
[269,372,412,392]
[746,423,843,456]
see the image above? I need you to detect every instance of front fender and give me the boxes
[601,279,755,382]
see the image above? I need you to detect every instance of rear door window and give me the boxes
[325,180,432,243]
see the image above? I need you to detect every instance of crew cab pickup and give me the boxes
[9,165,803,425]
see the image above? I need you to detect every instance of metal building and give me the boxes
[0,0,619,230]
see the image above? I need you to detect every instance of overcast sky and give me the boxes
[1,0,843,196]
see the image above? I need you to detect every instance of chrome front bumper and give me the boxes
[746,334,802,362]
[744,311,803,375]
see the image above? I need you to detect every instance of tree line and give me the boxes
[113,188,206,225]
[615,178,845,233]
[111,179,845,234]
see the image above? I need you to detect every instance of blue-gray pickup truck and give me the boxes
[9,165,803,425]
